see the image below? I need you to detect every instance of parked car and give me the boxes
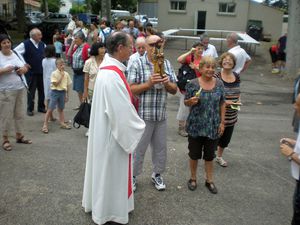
[77,13,99,24]
[43,13,70,22]
[25,14,70,44]
[111,10,133,24]
[0,19,11,30]
[148,17,158,28]
[7,16,42,30]
[25,10,44,18]
[0,23,8,35]
[134,14,149,26]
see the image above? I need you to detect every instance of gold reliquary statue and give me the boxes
[152,44,166,78]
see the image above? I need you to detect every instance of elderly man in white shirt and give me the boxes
[14,28,47,116]
[200,33,218,58]
[126,37,147,71]
[226,32,251,74]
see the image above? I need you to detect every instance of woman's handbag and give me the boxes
[177,54,196,91]
[73,99,91,128]
[177,63,197,92]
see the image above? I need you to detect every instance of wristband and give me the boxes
[288,152,296,161]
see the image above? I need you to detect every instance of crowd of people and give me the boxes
[1,15,270,225]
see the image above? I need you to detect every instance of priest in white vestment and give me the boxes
[82,32,145,225]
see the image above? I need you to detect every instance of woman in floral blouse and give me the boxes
[184,56,225,194]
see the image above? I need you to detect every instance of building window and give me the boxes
[219,2,236,13]
[170,1,186,11]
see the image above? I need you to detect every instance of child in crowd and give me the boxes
[54,36,63,58]
[42,45,57,121]
[42,58,72,133]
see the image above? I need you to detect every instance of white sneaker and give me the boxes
[133,176,137,192]
[85,130,89,137]
[151,173,166,191]
[216,156,227,167]
[271,68,280,74]
[178,128,188,137]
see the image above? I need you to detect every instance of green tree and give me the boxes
[111,0,137,12]
[90,0,102,14]
[70,5,87,14]
[263,0,288,13]
[88,0,137,15]
[41,0,62,13]
[15,0,26,32]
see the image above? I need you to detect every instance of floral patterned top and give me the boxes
[185,78,225,139]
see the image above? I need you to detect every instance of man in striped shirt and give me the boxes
[127,35,177,191]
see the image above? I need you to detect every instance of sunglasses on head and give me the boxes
[148,42,157,47]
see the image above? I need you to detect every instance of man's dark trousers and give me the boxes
[26,71,45,113]
[292,180,300,225]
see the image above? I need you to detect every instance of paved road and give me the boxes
[0,40,296,225]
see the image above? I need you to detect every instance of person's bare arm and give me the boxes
[161,75,177,95]
[83,73,90,100]
[177,48,195,64]
[218,101,226,136]
[130,73,164,95]
[280,142,300,165]
[241,59,251,73]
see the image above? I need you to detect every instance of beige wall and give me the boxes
[158,0,250,32]
[158,0,282,41]
[249,1,283,40]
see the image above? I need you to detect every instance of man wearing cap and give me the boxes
[127,35,177,191]
[14,28,46,116]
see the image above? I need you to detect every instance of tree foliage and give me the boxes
[263,0,288,13]
[70,5,87,14]
[41,0,61,13]
[111,0,137,12]
[15,0,25,32]
[88,0,137,15]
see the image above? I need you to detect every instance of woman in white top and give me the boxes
[0,34,32,151]
[82,42,105,137]
[82,42,105,101]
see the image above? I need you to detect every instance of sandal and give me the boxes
[205,181,218,194]
[187,179,197,191]
[2,140,12,151]
[60,123,71,130]
[16,135,32,144]
[41,126,49,134]
[216,157,228,167]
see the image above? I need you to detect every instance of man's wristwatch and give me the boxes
[288,152,296,161]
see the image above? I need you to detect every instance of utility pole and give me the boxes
[43,0,49,17]
[101,0,111,21]
[286,0,300,78]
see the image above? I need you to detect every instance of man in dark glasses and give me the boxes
[127,35,177,192]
